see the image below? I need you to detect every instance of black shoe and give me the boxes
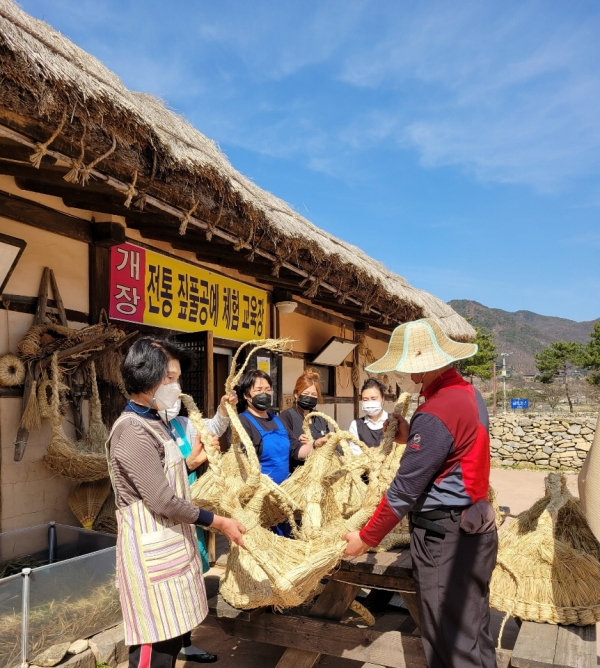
[178,650,218,663]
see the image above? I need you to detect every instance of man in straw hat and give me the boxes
[344,318,497,668]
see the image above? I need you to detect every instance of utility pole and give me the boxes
[500,352,512,414]
[492,362,497,417]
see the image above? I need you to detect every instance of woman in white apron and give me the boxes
[107,337,245,668]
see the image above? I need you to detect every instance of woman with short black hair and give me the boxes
[230,369,301,536]
[348,377,389,449]
[108,336,246,668]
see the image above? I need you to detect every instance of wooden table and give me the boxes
[210,548,596,668]
[212,549,490,668]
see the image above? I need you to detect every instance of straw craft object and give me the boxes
[0,0,475,341]
[42,354,109,481]
[184,390,347,610]
[68,478,111,529]
[93,489,118,534]
[490,473,600,628]
[0,352,25,385]
[191,339,300,528]
[187,345,420,610]
[578,412,600,543]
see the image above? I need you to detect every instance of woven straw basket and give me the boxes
[490,473,600,626]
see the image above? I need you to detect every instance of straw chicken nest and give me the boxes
[490,473,600,626]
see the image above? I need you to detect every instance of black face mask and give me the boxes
[297,395,318,411]
[250,392,272,411]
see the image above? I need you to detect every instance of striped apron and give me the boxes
[106,414,208,646]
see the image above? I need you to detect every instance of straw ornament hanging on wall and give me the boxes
[0,353,25,386]
[42,354,109,481]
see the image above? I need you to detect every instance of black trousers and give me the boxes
[128,635,183,668]
[410,516,498,668]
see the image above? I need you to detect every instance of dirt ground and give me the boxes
[118,469,598,667]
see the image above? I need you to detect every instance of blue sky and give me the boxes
[20,0,600,321]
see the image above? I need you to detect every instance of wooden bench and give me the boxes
[210,548,598,667]
[511,620,597,668]
[209,548,516,668]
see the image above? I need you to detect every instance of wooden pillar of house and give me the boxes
[89,222,127,427]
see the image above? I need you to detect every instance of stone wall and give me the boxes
[489,413,597,470]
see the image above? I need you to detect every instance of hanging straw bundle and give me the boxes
[0,353,25,386]
[77,363,109,453]
[490,473,600,628]
[68,478,112,529]
[43,354,109,481]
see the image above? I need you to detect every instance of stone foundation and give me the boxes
[489,413,597,470]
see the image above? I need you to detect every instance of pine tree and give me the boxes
[535,341,585,413]
[581,322,600,386]
[457,326,497,384]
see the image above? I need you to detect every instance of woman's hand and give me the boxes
[343,531,369,558]
[298,433,311,446]
[212,515,246,547]
[314,436,328,448]
[186,432,219,470]
[392,414,410,444]
[218,391,238,416]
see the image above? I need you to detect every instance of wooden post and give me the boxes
[89,243,110,326]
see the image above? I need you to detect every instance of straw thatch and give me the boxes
[490,473,600,628]
[0,0,474,339]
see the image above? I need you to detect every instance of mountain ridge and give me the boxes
[448,300,599,374]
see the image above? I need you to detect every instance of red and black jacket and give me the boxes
[360,368,490,547]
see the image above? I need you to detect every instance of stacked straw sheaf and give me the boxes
[188,340,413,609]
[491,473,600,627]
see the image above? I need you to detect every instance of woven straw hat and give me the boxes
[365,318,477,374]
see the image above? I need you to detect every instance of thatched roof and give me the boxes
[0,0,475,340]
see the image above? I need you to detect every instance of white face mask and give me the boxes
[392,372,423,395]
[160,398,181,424]
[153,382,181,412]
[361,400,383,416]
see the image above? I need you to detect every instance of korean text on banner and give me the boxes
[109,243,267,342]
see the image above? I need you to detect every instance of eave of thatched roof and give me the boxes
[0,0,475,341]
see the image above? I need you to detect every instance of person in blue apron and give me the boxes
[229,369,302,537]
[160,390,236,663]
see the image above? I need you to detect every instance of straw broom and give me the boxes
[68,478,111,529]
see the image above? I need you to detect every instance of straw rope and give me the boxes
[179,199,200,236]
[29,111,67,168]
[206,192,225,241]
[123,169,138,208]
[79,135,117,186]
[63,122,87,183]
